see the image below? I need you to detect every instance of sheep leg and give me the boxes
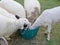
[47,24,51,41]
[5,36,11,40]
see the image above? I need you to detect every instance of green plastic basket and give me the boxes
[19,26,40,40]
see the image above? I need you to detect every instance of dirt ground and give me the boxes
[8,27,48,45]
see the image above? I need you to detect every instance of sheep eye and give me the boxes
[15,15,20,19]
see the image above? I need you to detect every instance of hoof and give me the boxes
[47,38,50,41]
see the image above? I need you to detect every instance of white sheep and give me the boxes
[0,15,31,40]
[24,0,40,23]
[0,0,26,19]
[0,7,17,20]
[30,6,60,40]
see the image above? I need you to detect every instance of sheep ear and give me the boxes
[15,15,20,19]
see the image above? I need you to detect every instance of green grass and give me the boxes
[15,0,60,45]
[39,0,60,12]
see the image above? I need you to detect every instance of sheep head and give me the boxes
[17,18,31,30]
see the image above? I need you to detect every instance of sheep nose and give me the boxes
[24,24,27,28]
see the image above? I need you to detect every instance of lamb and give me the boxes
[24,0,40,23]
[0,0,26,19]
[0,7,17,20]
[29,6,60,40]
[0,14,31,40]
